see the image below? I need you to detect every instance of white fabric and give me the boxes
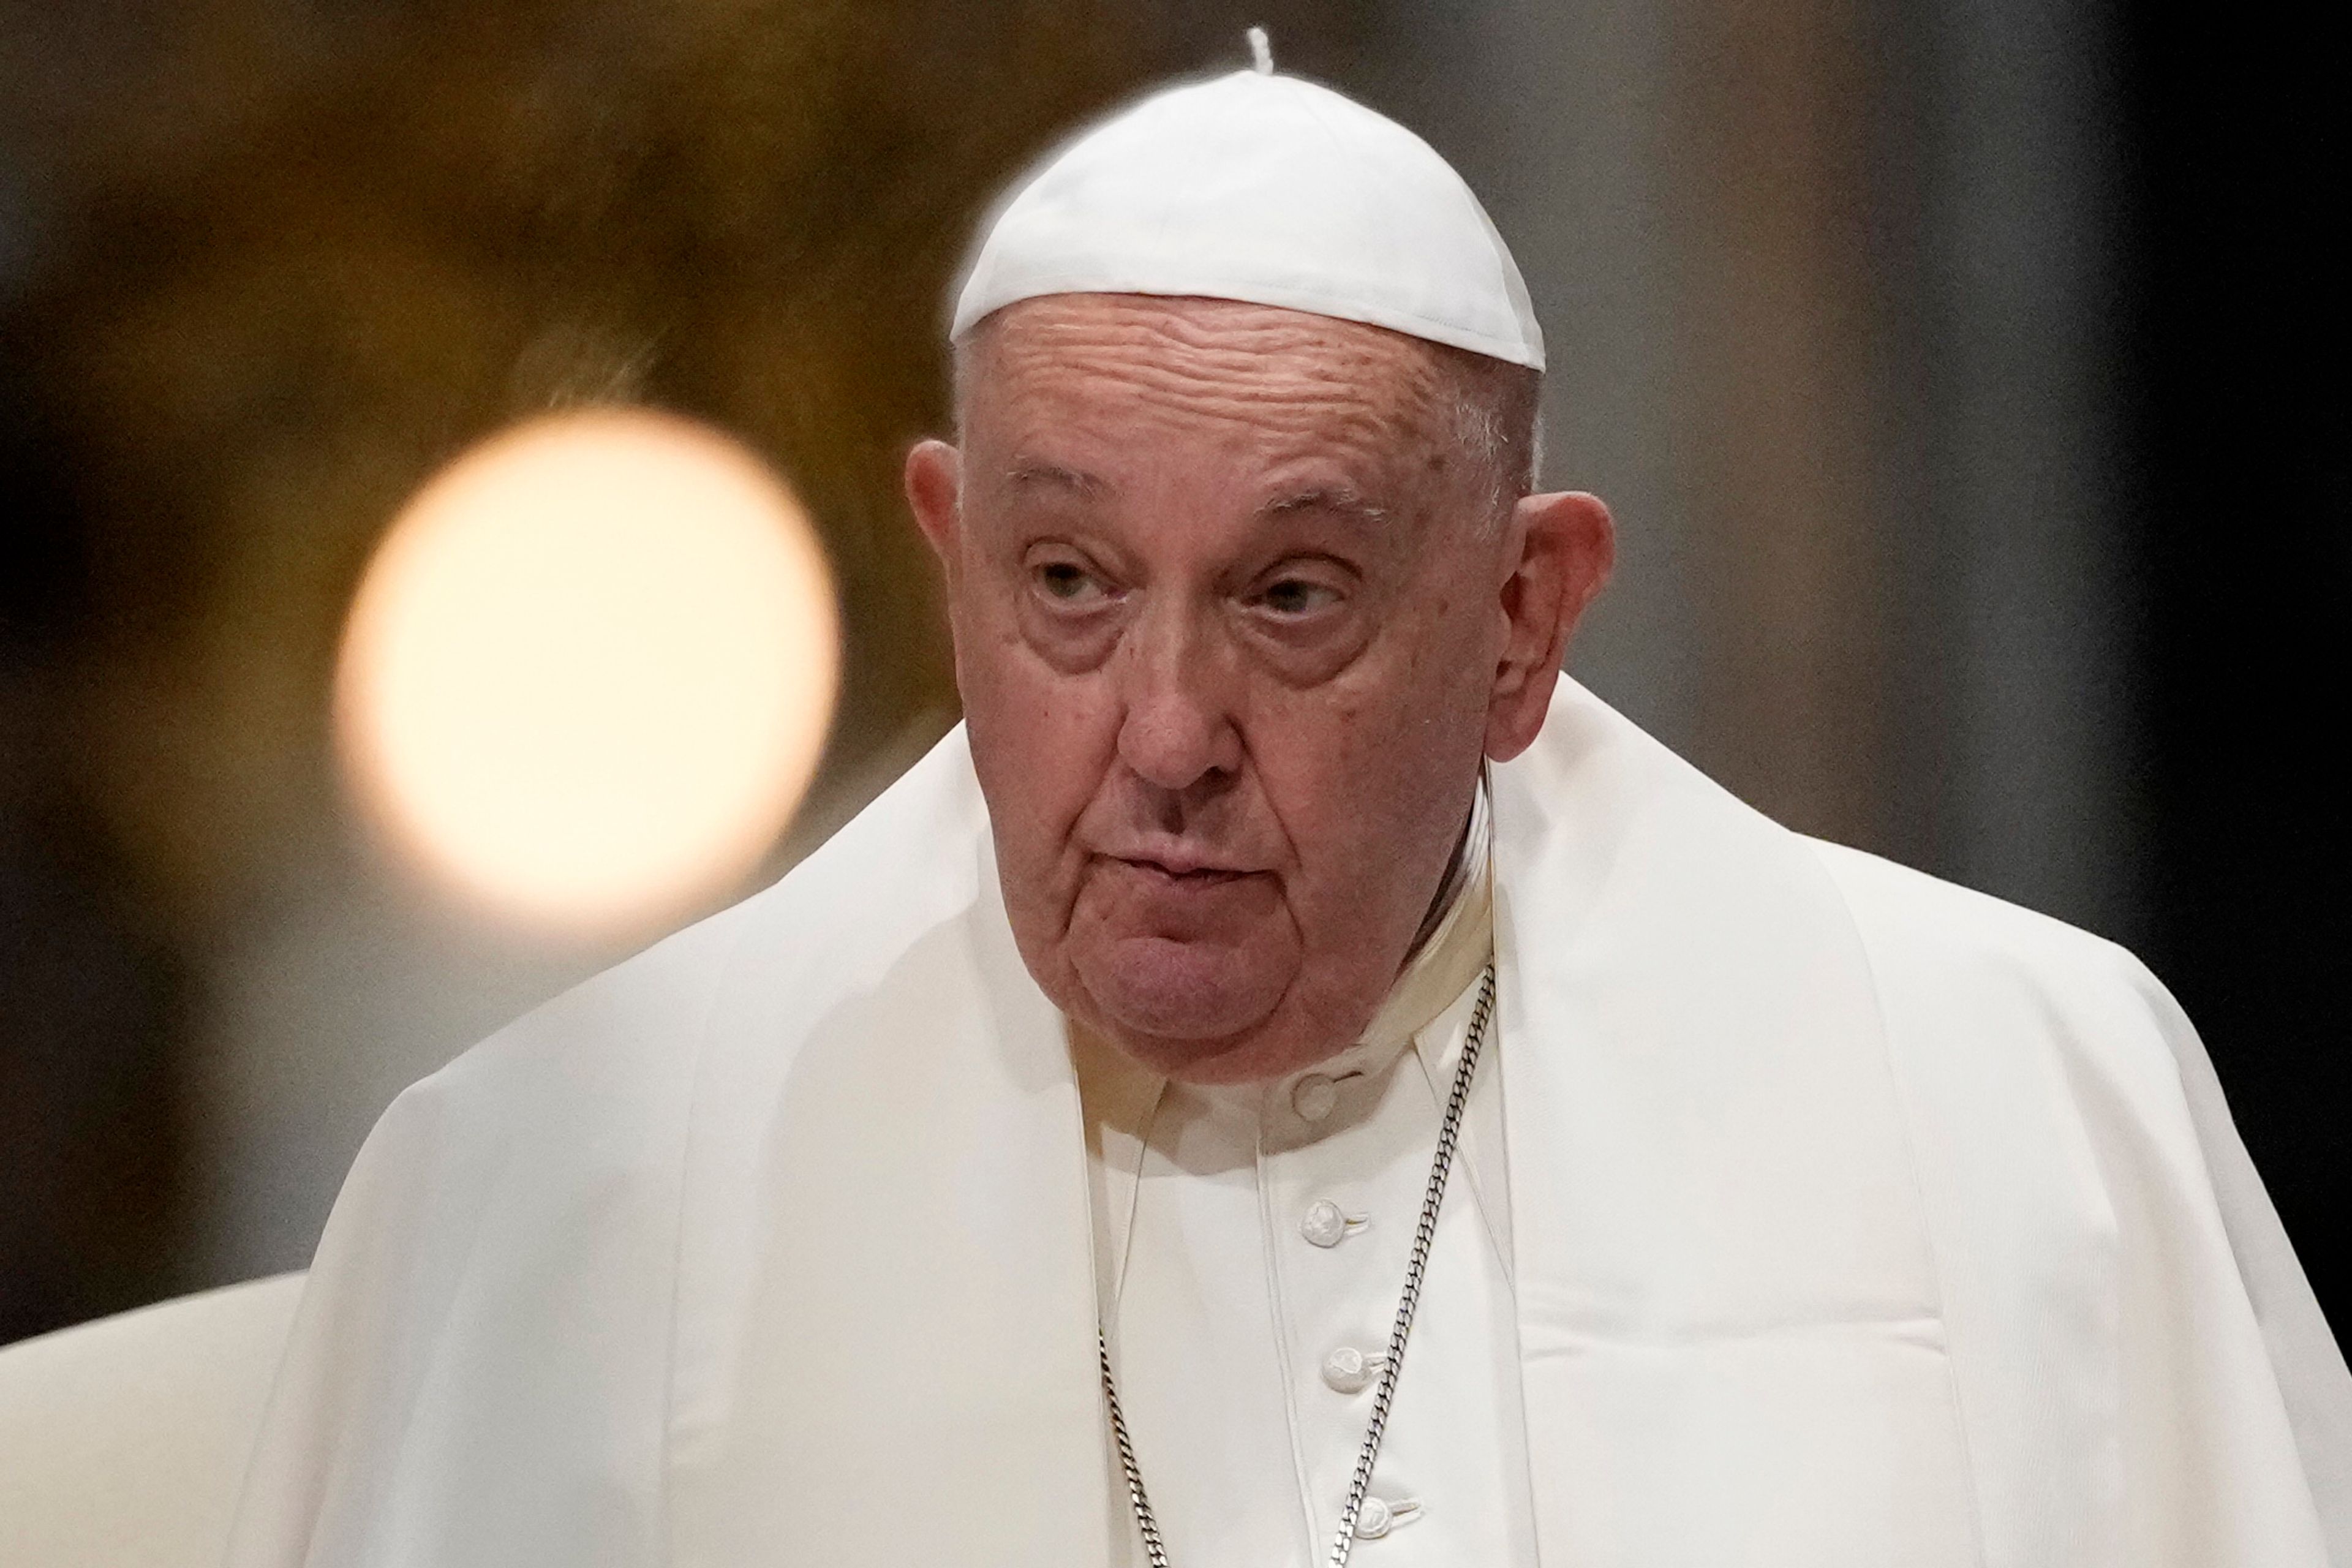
[950,65,1545,369]
[226,680,2350,1567]
[0,1273,304,1568]
[1077,780,1536,1563]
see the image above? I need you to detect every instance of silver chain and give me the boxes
[1098,962,1498,1568]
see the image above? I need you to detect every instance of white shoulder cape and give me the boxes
[227,681,2350,1567]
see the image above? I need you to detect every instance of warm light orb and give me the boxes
[336,408,839,930]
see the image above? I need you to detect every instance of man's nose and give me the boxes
[1114,606,1243,792]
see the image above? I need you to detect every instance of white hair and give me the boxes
[1447,380,1544,526]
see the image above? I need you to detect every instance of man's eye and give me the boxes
[1035,561,1106,603]
[1258,578,1340,616]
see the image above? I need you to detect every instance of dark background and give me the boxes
[2127,13,2346,1317]
[1,1,2343,1345]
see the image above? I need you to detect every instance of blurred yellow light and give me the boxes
[336,408,839,930]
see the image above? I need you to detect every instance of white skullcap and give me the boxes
[950,44,1544,371]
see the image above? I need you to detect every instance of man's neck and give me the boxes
[1404,772,1488,965]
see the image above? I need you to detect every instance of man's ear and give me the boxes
[904,439,963,576]
[1486,490,1615,762]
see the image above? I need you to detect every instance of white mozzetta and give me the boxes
[0,1273,304,1568]
[225,682,2348,1567]
[951,68,1545,369]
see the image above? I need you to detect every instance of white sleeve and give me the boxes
[1811,836,2343,1565]
[222,986,693,1568]
[2132,962,2352,1563]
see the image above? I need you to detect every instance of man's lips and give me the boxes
[1117,858,1248,887]
[1091,843,1265,880]
[1078,847,1281,942]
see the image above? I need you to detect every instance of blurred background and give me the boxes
[0,0,2341,1346]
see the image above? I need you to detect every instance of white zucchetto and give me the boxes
[951,40,1545,370]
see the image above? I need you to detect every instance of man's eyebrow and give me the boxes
[1005,462,1113,498]
[1258,486,1390,525]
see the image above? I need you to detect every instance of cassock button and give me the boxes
[1300,1198,1362,1248]
[1291,1072,1340,1122]
[1322,1344,1388,1394]
[1352,1497,1423,1539]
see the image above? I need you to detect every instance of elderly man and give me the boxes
[228,48,2347,1568]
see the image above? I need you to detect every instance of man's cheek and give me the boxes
[1243,688,1379,801]
[981,669,1113,832]
[1006,665,1110,759]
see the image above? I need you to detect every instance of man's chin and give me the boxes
[1072,934,1291,1072]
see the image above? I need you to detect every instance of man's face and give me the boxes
[911,295,1566,1084]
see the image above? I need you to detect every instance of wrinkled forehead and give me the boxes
[954,293,1472,458]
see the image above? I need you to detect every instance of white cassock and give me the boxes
[1073,780,1536,1562]
[227,680,2350,1567]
